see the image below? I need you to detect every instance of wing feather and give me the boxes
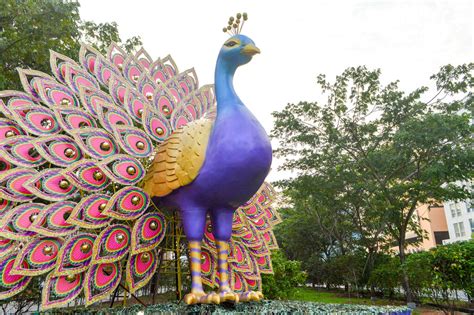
[143,119,212,197]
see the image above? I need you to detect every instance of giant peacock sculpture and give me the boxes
[0,13,281,309]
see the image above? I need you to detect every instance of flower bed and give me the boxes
[48,300,412,314]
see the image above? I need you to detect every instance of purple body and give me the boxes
[159,35,272,242]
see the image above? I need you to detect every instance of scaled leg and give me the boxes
[210,208,263,303]
[210,209,239,303]
[181,209,219,304]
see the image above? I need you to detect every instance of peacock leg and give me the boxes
[206,209,238,303]
[183,240,206,305]
[210,208,263,303]
[216,240,239,303]
[181,209,216,305]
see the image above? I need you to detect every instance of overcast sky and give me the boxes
[79,0,473,181]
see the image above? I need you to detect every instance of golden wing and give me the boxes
[143,119,213,197]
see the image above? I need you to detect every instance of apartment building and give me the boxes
[442,199,474,244]
[391,204,450,253]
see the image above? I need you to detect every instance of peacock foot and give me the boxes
[183,290,206,305]
[219,290,240,303]
[239,290,264,302]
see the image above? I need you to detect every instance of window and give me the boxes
[450,203,462,217]
[450,204,456,217]
[467,200,473,213]
[460,222,466,236]
[470,218,474,233]
[453,222,466,238]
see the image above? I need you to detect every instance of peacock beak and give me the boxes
[241,44,261,56]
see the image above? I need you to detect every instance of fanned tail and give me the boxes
[0,42,214,309]
[0,42,279,309]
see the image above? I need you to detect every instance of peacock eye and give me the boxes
[225,41,238,47]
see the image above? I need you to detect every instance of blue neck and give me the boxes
[215,58,242,115]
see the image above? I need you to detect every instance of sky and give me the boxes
[79,0,473,181]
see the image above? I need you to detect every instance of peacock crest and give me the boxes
[222,12,249,36]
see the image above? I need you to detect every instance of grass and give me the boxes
[291,287,401,306]
[291,288,433,314]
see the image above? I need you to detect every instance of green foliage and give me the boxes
[406,241,474,312]
[261,250,306,299]
[272,63,473,301]
[369,241,473,312]
[324,252,367,290]
[0,0,142,90]
[403,251,432,300]
[369,256,401,298]
[428,241,474,303]
[81,21,142,54]
[366,252,432,300]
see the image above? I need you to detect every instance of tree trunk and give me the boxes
[398,240,414,303]
[398,201,418,304]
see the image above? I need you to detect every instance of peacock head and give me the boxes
[217,34,260,70]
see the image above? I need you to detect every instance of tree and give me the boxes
[275,188,368,290]
[272,64,473,302]
[0,0,142,90]
[276,171,389,289]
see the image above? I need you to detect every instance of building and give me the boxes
[391,204,450,253]
[442,199,474,244]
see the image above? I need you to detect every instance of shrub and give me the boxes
[427,240,474,312]
[262,250,307,299]
[368,256,401,298]
[369,240,473,312]
[404,251,432,301]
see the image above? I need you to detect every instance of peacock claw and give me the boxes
[211,292,221,304]
[219,290,240,303]
[199,292,220,304]
[184,291,205,305]
[239,290,263,302]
